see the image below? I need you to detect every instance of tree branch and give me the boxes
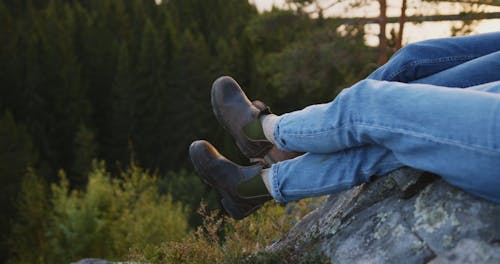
[337,11,500,24]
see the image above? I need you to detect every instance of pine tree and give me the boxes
[129,19,164,169]
[0,112,37,262]
[0,1,16,107]
[6,168,49,264]
[105,42,135,167]
[71,123,97,186]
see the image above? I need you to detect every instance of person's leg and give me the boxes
[276,79,500,153]
[367,32,500,83]
[265,51,500,203]
[268,78,500,203]
[274,50,500,153]
[272,79,500,203]
[266,51,500,204]
[269,145,401,202]
[262,51,500,145]
[410,51,500,87]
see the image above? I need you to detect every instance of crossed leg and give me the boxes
[269,44,500,203]
[367,31,500,83]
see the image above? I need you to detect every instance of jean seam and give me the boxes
[441,79,494,88]
[387,55,479,81]
[356,123,500,154]
[281,122,500,154]
[283,181,355,197]
[270,164,285,203]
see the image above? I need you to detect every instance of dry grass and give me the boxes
[128,197,324,263]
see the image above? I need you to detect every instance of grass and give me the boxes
[128,197,325,263]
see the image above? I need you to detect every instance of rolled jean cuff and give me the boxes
[273,113,293,152]
[269,163,287,203]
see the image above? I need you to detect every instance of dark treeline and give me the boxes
[0,0,376,262]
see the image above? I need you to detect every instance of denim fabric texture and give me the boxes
[268,32,500,203]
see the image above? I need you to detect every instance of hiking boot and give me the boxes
[211,76,273,161]
[189,140,272,220]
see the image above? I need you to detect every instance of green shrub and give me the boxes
[8,161,188,264]
[7,168,50,264]
[129,198,322,264]
[9,160,323,264]
[160,169,220,227]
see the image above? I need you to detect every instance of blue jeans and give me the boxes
[268,32,500,203]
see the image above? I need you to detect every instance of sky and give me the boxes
[250,0,500,46]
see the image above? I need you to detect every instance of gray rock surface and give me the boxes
[266,167,500,264]
[428,239,500,264]
[71,259,145,264]
[71,259,112,264]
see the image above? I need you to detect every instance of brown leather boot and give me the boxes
[211,76,273,160]
[189,140,272,220]
[211,76,302,163]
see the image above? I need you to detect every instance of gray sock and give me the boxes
[261,168,272,194]
[259,114,279,144]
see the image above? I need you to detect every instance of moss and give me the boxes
[392,224,406,237]
[414,199,464,236]
[410,240,426,254]
[382,177,397,190]
[373,212,391,240]
[414,185,450,233]
[442,234,455,249]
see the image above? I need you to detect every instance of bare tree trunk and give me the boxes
[378,0,388,65]
[396,0,407,50]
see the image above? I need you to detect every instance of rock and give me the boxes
[265,167,500,264]
[390,167,437,198]
[71,259,112,264]
[71,259,147,264]
[428,239,500,264]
